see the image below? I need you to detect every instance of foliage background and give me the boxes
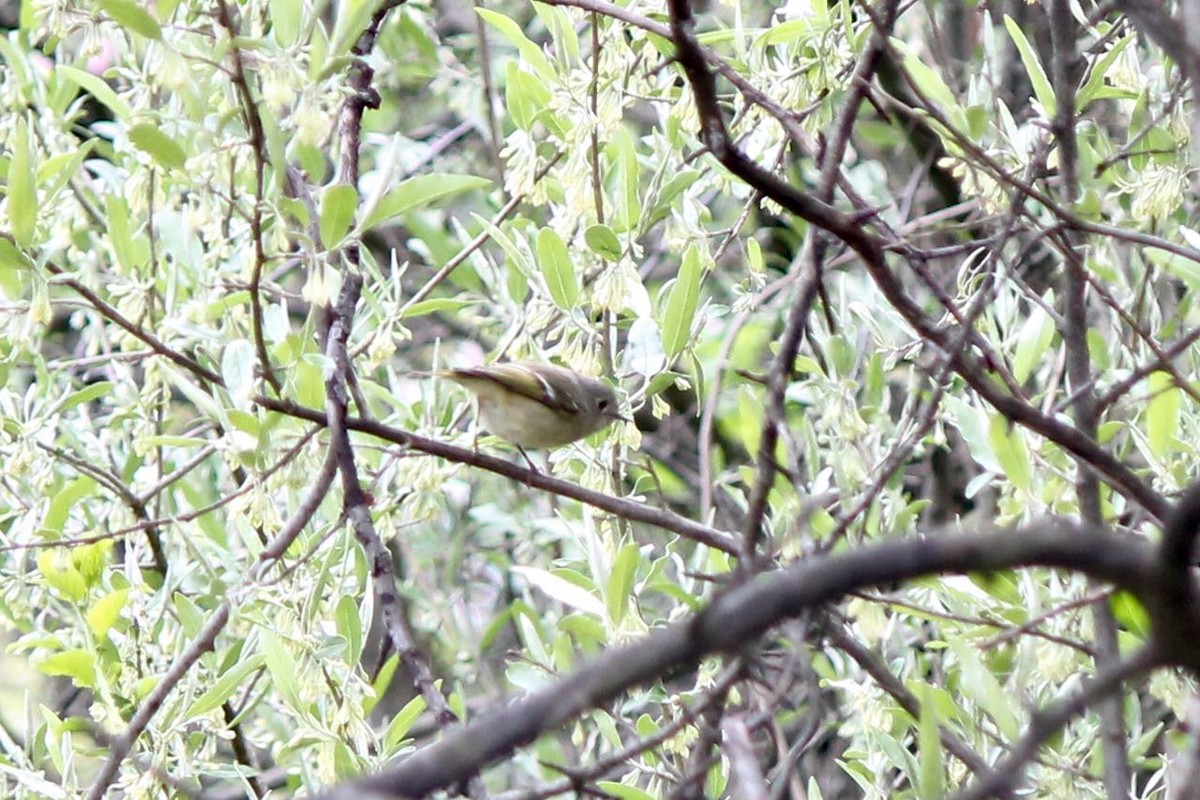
[1,0,1199,798]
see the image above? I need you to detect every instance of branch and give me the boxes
[315,518,1158,799]
[255,396,741,553]
[951,645,1161,800]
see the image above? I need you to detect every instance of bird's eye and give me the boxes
[598,399,609,410]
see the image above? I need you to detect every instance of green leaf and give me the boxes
[610,127,641,233]
[128,123,186,170]
[261,630,302,709]
[896,46,957,111]
[987,413,1032,491]
[106,196,150,273]
[382,695,427,751]
[366,654,400,715]
[476,8,555,81]
[174,592,205,638]
[535,227,578,309]
[335,594,364,665]
[86,589,129,638]
[401,298,473,318]
[38,140,96,199]
[1147,241,1200,293]
[512,566,604,617]
[9,117,36,247]
[319,183,358,249]
[1077,35,1132,111]
[44,476,97,534]
[184,653,268,720]
[56,66,133,121]
[1004,16,1055,117]
[1110,590,1150,639]
[60,382,114,413]
[1010,301,1055,384]
[363,174,490,231]
[221,339,256,407]
[38,649,97,688]
[329,0,384,58]
[584,224,622,261]
[661,244,703,357]
[37,550,87,601]
[1146,371,1181,458]
[596,782,655,800]
[98,0,162,39]
[949,639,1019,740]
[917,683,945,799]
[606,542,639,626]
[505,62,550,131]
[269,0,303,46]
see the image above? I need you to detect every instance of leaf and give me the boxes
[38,650,97,688]
[606,542,640,626]
[56,66,132,121]
[319,183,358,249]
[269,0,303,46]
[44,476,97,534]
[897,46,957,111]
[37,550,87,601]
[1147,242,1200,293]
[1146,371,1181,458]
[184,654,268,720]
[129,123,186,170]
[622,316,666,377]
[1077,35,1133,111]
[949,639,1019,740]
[261,630,302,709]
[505,62,550,131]
[86,589,129,638]
[221,339,256,408]
[1010,301,1055,384]
[106,196,149,273]
[940,393,998,470]
[1110,591,1149,639]
[661,244,703,357]
[512,566,605,617]
[98,0,161,38]
[917,683,945,799]
[59,382,114,412]
[9,117,36,247]
[363,174,490,231]
[610,127,641,233]
[335,594,364,666]
[987,413,1032,491]
[1004,16,1055,117]
[382,695,427,751]
[535,227,578,308]
[595,783,655,800]
[584,224,622,261]
[329,0,384,58]
[476,7,554,81]
[400,298,473,318]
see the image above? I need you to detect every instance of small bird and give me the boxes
[441,361,623,449]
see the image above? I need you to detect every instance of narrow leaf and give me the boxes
[1147,371,1181,458]
[536,227,578,308]
[129,123,186,170]
[661,245,703,357]
[363,174,490,231]
[98,0,161,39]
[319,183,358,249]
[1004,16,1055,117]
[987,413,1032,491]
[9,117,36,247]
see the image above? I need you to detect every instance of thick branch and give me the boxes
[316,519,1158,799]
